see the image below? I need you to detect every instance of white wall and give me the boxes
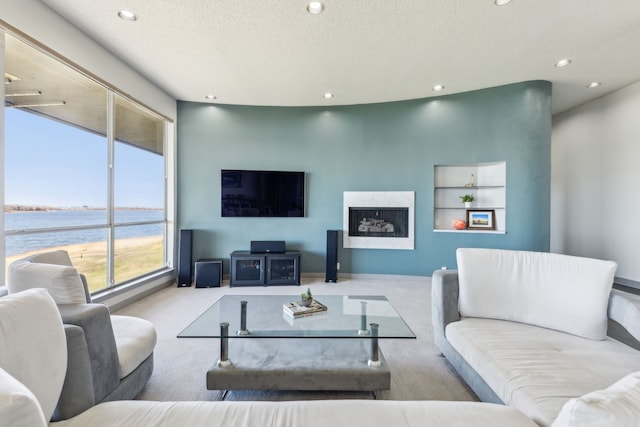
[552,81,640,285]
[0,0,176,120]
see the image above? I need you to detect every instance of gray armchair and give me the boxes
[7,250,157,420]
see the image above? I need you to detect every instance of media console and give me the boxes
[230,251,301,287]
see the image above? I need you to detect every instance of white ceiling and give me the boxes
[40,0,640,114]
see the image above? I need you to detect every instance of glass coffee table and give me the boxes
[178,295,415,397]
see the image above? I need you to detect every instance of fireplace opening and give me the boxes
[348,207,409,238]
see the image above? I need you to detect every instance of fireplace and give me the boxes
[343,191,415,250]
[348,207,409,238]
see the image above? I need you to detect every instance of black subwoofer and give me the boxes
[195,259,222,288]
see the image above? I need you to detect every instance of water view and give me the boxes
[5,209,163,257]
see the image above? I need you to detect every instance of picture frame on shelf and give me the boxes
[466,209,496,230]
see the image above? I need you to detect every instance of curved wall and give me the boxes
[177,80,551,276]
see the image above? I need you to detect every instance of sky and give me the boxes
[4,108,164,208]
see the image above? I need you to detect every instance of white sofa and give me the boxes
[432,248,640,427]
[0,289,539,427]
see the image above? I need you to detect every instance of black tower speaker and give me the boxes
[195,259,222,288]
[177,229,193,287]
[325,230,338,283]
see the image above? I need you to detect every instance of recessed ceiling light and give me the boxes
[117,10,138,21]
[205,94,217,100]
[555,59,572,67]
[323,92,334,99]
[4,72,21,84]
[587,82,601,89]
[5,91,42,97]
[433,84,445,92]
[495,0,512,5]
[307,2,325,15]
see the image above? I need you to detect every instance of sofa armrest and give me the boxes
[79,273,92,303]
[52,324,95,421]
[432,269,461,341]
[607,290,640,349]
[58,304,120,403]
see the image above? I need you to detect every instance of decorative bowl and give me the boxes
[300,298,313,307]
[453,219,466,230]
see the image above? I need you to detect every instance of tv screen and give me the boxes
[221,170,305,217]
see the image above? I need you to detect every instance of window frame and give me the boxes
[1,26,173,292]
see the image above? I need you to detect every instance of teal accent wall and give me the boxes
[177,80,551,276]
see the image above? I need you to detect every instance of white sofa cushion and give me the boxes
[0,288,67,422]
[446,318,640,426]
[456,248,617,340]
[8,260,87,305]
[49,400,537,427]
[0,367,47,427]
[110,315,157,378]
[551,371,640,427]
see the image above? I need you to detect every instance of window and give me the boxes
[3,31,169,292]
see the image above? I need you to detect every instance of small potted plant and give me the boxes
[300,288,313,306]
[459,194,475,208]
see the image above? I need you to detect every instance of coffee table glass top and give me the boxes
[178,295,416,339]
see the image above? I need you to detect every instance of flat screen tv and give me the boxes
[221,169,305,217]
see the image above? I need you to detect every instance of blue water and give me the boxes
[5,210,164,256]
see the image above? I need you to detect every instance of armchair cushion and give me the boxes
[8,259,86,304]
[456,248,617,340]
[551,371,640,427]
[0,288,67,421]
[111,315,157,378]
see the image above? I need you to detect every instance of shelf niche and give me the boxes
[434,162,506,233]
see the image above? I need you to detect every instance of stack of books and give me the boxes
[283,299,328,319]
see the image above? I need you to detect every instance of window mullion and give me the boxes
[0,30,6,283]
[107,91,115,288]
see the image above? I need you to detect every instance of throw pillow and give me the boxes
[0,367,47,427]
[551,371,640,427]
[0,288,67,422]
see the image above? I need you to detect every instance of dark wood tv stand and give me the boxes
[230,251,301,287]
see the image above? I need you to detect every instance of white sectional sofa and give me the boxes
[0,288,539,427]
[432,248,640,427]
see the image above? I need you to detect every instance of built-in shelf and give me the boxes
[433,229,506,235]
[434,185,504,190]
[434,162,506,233]
[435,207,505,210]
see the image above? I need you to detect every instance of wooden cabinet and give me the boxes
[230,251,300,287]
[434,162,506,233]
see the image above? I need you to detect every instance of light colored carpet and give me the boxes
[115,275,477,402]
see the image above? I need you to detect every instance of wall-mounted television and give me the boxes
[221,169,305,217]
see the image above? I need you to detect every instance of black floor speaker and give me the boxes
[325,230,338,283]
[177,229,193,287]
[195,259,222,288]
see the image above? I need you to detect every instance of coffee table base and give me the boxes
[206,338,390,393]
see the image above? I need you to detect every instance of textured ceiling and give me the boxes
[40,0,640,113]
